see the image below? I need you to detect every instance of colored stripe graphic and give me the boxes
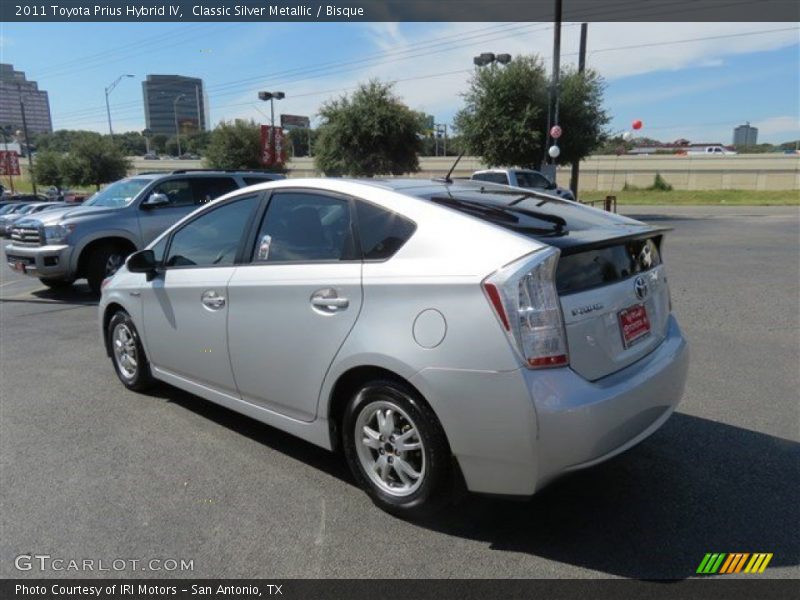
[697,552,773,574]
[745,553,774,573]
[697,553,726,574]
[720,553,750,573]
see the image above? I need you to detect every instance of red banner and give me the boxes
[260,125,286,167]
[0,151,20,176]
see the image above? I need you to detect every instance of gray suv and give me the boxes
[5,170,283,293]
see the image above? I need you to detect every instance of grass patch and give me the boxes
[582,190,799,206]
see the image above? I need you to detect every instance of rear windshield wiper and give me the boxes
[429,196,519,223]
[504,205,566,232]
[430,196,564,235]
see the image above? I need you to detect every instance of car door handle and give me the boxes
[311,289,349,312]
[201,290,226,310]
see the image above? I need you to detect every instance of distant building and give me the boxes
[0,63,53,135]
[142,75,208,136]
[733,122,758,149]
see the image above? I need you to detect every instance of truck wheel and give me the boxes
[39,278,74,289]
[87,243,128,294]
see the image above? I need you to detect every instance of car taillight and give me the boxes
[482,247,569,369]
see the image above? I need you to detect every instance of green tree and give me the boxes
[314,80,422,176]
[151,134,169,154]
[204,119,267,169]
[62,134,130,190]
[454,56,609,167]
[31,150,65,187]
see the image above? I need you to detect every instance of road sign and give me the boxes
[0,151,20,176]
[260,125,286,167]
[280,114,310,130]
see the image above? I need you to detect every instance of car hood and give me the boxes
[18,205,122,226]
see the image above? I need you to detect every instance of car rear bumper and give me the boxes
[4,242,73,279]
[411,315,688,496]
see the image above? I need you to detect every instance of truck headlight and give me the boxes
[44,224,76,244]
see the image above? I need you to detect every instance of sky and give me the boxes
[1,21,798,144]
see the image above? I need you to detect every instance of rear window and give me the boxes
[515,171,551,189]
[355,200,416,260]
[556,238,662,295]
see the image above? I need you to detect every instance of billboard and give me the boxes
[280,114,310,130]
[0,151,20,176]
[260,125,286,167]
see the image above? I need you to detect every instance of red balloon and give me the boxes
[632,119,643,130]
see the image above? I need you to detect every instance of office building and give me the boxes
[142,75,209,136]
[0,63,53,135]
[733,122,758,149]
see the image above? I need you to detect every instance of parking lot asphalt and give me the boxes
[1,205,798,579]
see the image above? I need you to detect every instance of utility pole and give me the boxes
[543,0,562,170]
[18,88,36,194]
[104,74,134,137]
[570,22,588,197]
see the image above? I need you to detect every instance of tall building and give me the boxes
[142,75,208,136]
[0,63,53,135]
[733,122,758,149]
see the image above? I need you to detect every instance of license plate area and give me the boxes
[618,304,651,348]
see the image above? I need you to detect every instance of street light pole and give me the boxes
[104,74,134,137]
[173,94,186,156]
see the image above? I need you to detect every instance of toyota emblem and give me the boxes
[634,275,648,301]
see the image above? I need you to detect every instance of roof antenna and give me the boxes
[434,151,465,184]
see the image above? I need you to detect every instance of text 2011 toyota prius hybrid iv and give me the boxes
[99,178,689,517]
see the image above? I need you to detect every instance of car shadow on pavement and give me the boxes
[419,413,800,579]
[146,387,800,579]
[152,385,353,484]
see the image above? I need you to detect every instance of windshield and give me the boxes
[0,204,19,215]
[83,178,150,208]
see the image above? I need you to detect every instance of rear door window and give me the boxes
[252,192,356,262]
[191,177,239,204]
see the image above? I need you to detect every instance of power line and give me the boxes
[54,26,799,128]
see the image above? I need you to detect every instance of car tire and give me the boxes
[87,243,128,294]
[107,310,155,392]
[39,277,74,289]
[342,379,453,518]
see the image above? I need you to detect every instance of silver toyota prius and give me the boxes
[99,177,689,517]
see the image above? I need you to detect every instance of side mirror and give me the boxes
[141,192,169,209]
[127,249,158,280]
[547,180,557,190]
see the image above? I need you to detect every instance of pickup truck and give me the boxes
[5,170,284,293]
[471,168,576,201]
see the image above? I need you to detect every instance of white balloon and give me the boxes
[548,145,561,158]
[622,131,633,142]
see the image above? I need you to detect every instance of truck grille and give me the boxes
[10,226,42,246]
